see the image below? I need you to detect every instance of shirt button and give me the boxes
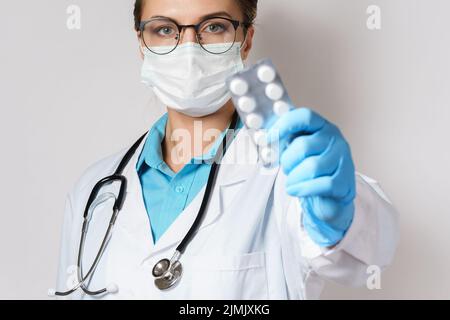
[175,185,185,193]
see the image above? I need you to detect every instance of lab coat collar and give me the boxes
[119,125,260,262]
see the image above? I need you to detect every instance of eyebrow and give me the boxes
[150,11,234,23]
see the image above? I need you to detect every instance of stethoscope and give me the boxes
[49,111,240,297]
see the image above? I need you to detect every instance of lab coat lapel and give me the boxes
[149,127,260,256]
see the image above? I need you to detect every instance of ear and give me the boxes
[241,26,255,61]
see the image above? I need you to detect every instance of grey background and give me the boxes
[1,0,449,299]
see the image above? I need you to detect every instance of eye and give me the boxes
[156,26,176,36]
[205,23,225,33]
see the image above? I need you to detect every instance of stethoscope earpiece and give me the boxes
[106,283,119,294]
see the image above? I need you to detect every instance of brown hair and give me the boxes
[133,0,258,31]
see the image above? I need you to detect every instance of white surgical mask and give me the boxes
[141,42,244,117]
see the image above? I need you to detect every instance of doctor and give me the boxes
[55,0,398,299]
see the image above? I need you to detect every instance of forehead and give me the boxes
[141,0,243,23]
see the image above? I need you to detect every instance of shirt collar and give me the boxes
[136,114,244,170]
[136,113,168,171]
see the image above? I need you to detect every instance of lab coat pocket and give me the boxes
[188,252,269,300]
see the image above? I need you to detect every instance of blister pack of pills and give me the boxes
[227,58,294,166]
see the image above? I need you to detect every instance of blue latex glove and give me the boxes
[266,108,356,247]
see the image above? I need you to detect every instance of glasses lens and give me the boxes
[142,19,179,54]
[198,18,237,54]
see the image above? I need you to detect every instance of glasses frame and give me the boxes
[139,16,251,55]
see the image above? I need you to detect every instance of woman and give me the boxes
[54,0,398,300]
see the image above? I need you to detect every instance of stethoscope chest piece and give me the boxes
[152,252,183,290]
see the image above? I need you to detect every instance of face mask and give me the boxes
[141,42,245,117]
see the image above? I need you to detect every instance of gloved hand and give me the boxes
[266,108,356,247]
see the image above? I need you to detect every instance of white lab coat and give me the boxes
[56,127,399,300]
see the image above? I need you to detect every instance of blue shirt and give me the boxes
[136,113,243,244]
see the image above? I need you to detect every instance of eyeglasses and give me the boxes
[139,16,250,55]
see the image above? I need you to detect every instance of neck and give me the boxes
[163,101,236,173]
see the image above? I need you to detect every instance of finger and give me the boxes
[267,108,327,144]
[280,131,333,175]
[286,176,336,198]
[336,152,357,204]
[286,160,351,199]
[285,137,340,185]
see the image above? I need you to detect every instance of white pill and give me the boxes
[257,65,276,83]
[238,96,257,113]
[253,130,268,147]
[265,83,284,101]
[229,78,249,96]
[260,147,277,164]
[246,113,264,130]
[273,101,291,116]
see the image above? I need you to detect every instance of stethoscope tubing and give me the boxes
[176,112,239,254]
[52,134,148,297]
